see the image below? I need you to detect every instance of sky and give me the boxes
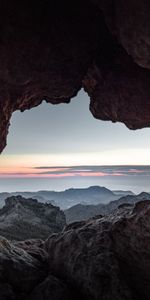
[0,90,150,192]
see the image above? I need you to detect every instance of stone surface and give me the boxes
[1,201,150,299]
[94,0,150,69]
[0,196,66,240]
[83,49,150,130]
[0,237,81,300]
[45,201,150,300]
[27,275,78,300]
[0,0,100,152]
[0,1,150,151]
[112,201,150,300]
[45,212,133,300]
[0,236,47,299]
[14,239,48,263]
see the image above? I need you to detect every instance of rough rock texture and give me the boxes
[0,234,77,300]
[0,236,47,300]
[27,275,78,300]
[45,201,150,300]
[111,201,150,300]
[0,0,100,152]
[83,51,150,129]
[0,196,66,240]
[14,239,48,264]
[46,212,132,300]
[1,1,150,151]
[1,201,150,299]
[93,0,150,69]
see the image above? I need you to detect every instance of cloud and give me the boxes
[1,165,150,178]
[33,165,150,176]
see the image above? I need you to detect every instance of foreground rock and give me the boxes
[0,196,66,240]
[0,237,80,300]
[0,236,47,300]
[45,201,150,300]
[27,275,78,300]
[1,201,150,299]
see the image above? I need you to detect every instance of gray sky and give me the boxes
[1,89,150,192]
[3,89,150,164]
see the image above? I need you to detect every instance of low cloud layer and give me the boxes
[1,165,150,178]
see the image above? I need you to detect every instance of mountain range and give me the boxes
[0,186,135,210]
[64,192,150,223]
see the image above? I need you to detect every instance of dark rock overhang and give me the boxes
[0,0,150,152]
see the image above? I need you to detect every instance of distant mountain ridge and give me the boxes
[112,190,134,196]
[65,192,150,223]
[0,186,136,210]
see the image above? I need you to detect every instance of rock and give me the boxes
[94,0,150,69]
[0,236,80,300]
[0,195,66,240]
[1,1,150,151]
[45,201,150,300]
[0,236,47,299]
[83,51,150,130]
[0,283,16,300]
[0,0,100,152]
[45,220,132,300]
[0,201,150,299]
[112,200,150,299]
[14,239,48,263]
[27,275,78,300]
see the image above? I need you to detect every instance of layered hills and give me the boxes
[0,186,135,209]
[65,192,150,223]
[0,188,149,231]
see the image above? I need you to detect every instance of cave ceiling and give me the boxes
[0,0,150,152]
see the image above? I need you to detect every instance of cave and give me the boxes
[1,0,150,153]
[0,0,150,299]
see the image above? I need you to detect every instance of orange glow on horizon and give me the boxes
[0,149,150,178]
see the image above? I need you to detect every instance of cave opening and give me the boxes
[0,1,150,299]
[0,89,150,194]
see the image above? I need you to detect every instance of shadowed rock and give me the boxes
[0,236,47,300]
[45,201,150,300]
[27,275,78,300]
[0,201,150,299]
[1,1,150,151]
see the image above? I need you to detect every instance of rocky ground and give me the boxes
[0,196,66,240]
[0,200,150,299]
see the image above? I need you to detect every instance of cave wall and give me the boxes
[0,0,150,152]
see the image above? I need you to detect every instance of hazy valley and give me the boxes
[0,185,149,241]
[0,185,135,209]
